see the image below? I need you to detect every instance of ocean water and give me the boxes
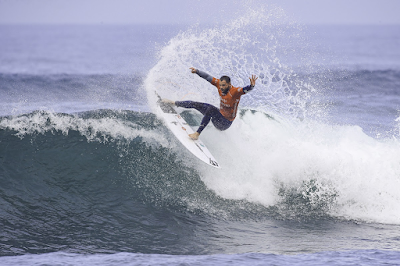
[1,6,400,266]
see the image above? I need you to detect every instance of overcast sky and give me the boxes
[0,0,399,25]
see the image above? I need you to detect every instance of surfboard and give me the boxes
[156,93,220,168]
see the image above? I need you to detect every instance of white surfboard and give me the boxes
[156,93,220,168]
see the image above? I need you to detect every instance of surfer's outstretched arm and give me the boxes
[190,67,213,83]
[243,75,258,93]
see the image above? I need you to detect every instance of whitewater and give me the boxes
[144,7,400,224]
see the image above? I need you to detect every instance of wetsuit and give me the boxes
[175,69,254,134]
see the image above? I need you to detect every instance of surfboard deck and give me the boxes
[156,93,220,168]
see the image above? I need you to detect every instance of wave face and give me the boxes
[0,110,278,255]
[0,110,184,255]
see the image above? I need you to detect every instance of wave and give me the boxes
[0,110,219,255]
[0,109,295,255]
[0,109,279,220]
[1,109,400,229]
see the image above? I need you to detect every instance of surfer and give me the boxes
[163,67,257,140]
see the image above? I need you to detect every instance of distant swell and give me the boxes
[0,73,146,116]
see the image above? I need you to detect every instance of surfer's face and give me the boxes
[220,80,231,94]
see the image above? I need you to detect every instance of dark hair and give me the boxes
[220,76,231,83]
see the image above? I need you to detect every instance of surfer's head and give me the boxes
[220,76,231,94]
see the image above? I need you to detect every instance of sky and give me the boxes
[0,0,400,25]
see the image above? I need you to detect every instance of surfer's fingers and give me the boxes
[249,75,258,84]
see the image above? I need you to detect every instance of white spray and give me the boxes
[144,6,400,224]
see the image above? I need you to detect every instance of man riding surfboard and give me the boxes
[163,67,258,140]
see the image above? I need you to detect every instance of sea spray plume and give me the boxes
[143,4,338,220]
[145,5,320,122]
[141,4,400,224]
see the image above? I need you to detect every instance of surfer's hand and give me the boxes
[249,75,258,86]
[190,67,197,74]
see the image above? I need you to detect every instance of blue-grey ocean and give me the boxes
[1,8,400,266]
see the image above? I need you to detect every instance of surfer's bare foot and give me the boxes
[189,132,200,140]
[162,99,175,105]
